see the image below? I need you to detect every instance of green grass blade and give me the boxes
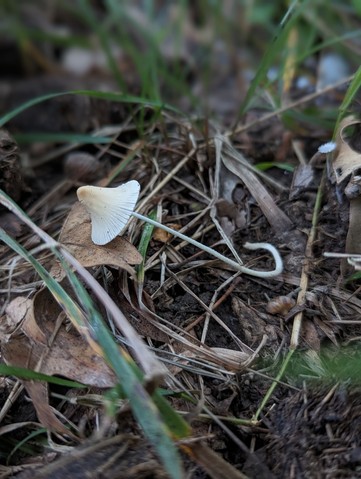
[234,0,306,122]
[0,92,69,127]
[334,65,361,136]
[287,347,361,384]
[104,0,161,101]
[14,133,112,144]
[256,162,294,172]
[8,428,47,463]
[0,90,180,128]
[137,210,157,284]
[16,27,90,48]
[0,364,85,388]
[76,0,126,90]
[152,390,192,440]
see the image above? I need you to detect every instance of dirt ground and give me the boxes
[1,3,361,479]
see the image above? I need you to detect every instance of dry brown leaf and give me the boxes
[266,296,296,315]
[25,380,75,438]
[2,290,116,433]
[216,199,247,230]
[313,316,338,346]
[0,212,23,237]
[153,223,181,243]
[332,116,361,183]
[51,202,142,280]
[332,116,361,258]
[220,138,292,234]
[232,296,276,345]
[289,164,315,199]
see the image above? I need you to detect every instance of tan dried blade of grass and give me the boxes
[218,135,293,234]
[0,381,24,424]
[210,137,244,265]
[136,146,198,212]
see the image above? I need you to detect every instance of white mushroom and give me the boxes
[77,180,140,245]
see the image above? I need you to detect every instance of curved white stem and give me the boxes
[131,212,283,278]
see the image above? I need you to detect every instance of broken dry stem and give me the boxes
[290,169,325,349]
[131,211,283,278]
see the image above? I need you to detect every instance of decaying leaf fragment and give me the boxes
[332,116,361,184]
[51,202,142,281]
[153,223,181,243]
[217,135,293,235]
[1,290,116,434]
[332,116,361,258]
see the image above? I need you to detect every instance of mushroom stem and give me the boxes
[131,211,283,278]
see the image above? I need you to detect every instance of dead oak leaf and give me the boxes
[2,290,116,434]
[332,116,361,184]
[332,117,361,261]
[51,202,142,281]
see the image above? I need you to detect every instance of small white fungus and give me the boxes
[318,142,337,154]
[77,180,140,245]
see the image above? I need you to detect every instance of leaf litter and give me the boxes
[1,3,361,479]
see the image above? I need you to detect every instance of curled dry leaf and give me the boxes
[25,380,74,438]
[216,199,247,230]
[153,223,181,243]
[51,202,142,281]
[2,290,116,434]
[266,295,296,315]
[332,116,361,258]
[332,116,361,184]
[218,136,293,235]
